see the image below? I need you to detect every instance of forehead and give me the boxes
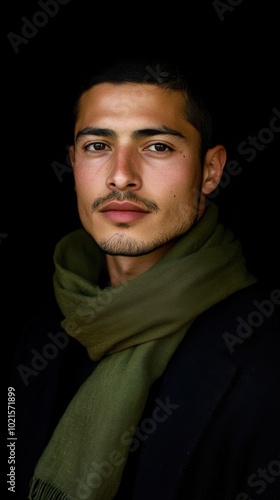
[75,82,189,130]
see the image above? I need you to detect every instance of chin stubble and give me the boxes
[97,212,198,257]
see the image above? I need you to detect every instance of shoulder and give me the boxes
[188,280,280,357]
[166,281,280,398]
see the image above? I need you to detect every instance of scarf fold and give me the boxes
[29,202,256,500]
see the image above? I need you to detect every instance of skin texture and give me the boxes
[70,83,226,286]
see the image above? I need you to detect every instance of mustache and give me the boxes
[91,191,159,212]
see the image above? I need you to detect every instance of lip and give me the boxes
[99,201,149,223]
[100,201,148,212]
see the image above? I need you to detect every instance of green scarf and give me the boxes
[29,202,256,500]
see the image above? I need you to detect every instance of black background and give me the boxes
[3,0,280,363]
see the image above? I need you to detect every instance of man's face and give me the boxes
[70,82,207,257]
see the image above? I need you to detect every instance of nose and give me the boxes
[106,148,142,191]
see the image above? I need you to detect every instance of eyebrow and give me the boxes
[75,126,186,143]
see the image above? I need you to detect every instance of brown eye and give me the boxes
[149,143,171,152]
[85,142,109,151]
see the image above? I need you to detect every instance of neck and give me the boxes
[106,242,175,287]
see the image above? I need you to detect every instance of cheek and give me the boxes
[73,164,93,184]
[73,167,100,200]
[156,167,201,205]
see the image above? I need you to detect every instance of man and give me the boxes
[11,58,280,500]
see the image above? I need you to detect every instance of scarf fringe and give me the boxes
[29,477,73,500]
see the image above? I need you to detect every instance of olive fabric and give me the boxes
[29,202,256,500]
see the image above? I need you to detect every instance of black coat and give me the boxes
[10,282,280,500]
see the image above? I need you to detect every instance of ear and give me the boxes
[201,145,227,195]
[69,145,77,192]
[69,145,75,167]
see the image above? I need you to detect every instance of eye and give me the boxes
[147,143,172,152]
[84,142,110,151]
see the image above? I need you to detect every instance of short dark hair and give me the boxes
[72,57,214,162]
